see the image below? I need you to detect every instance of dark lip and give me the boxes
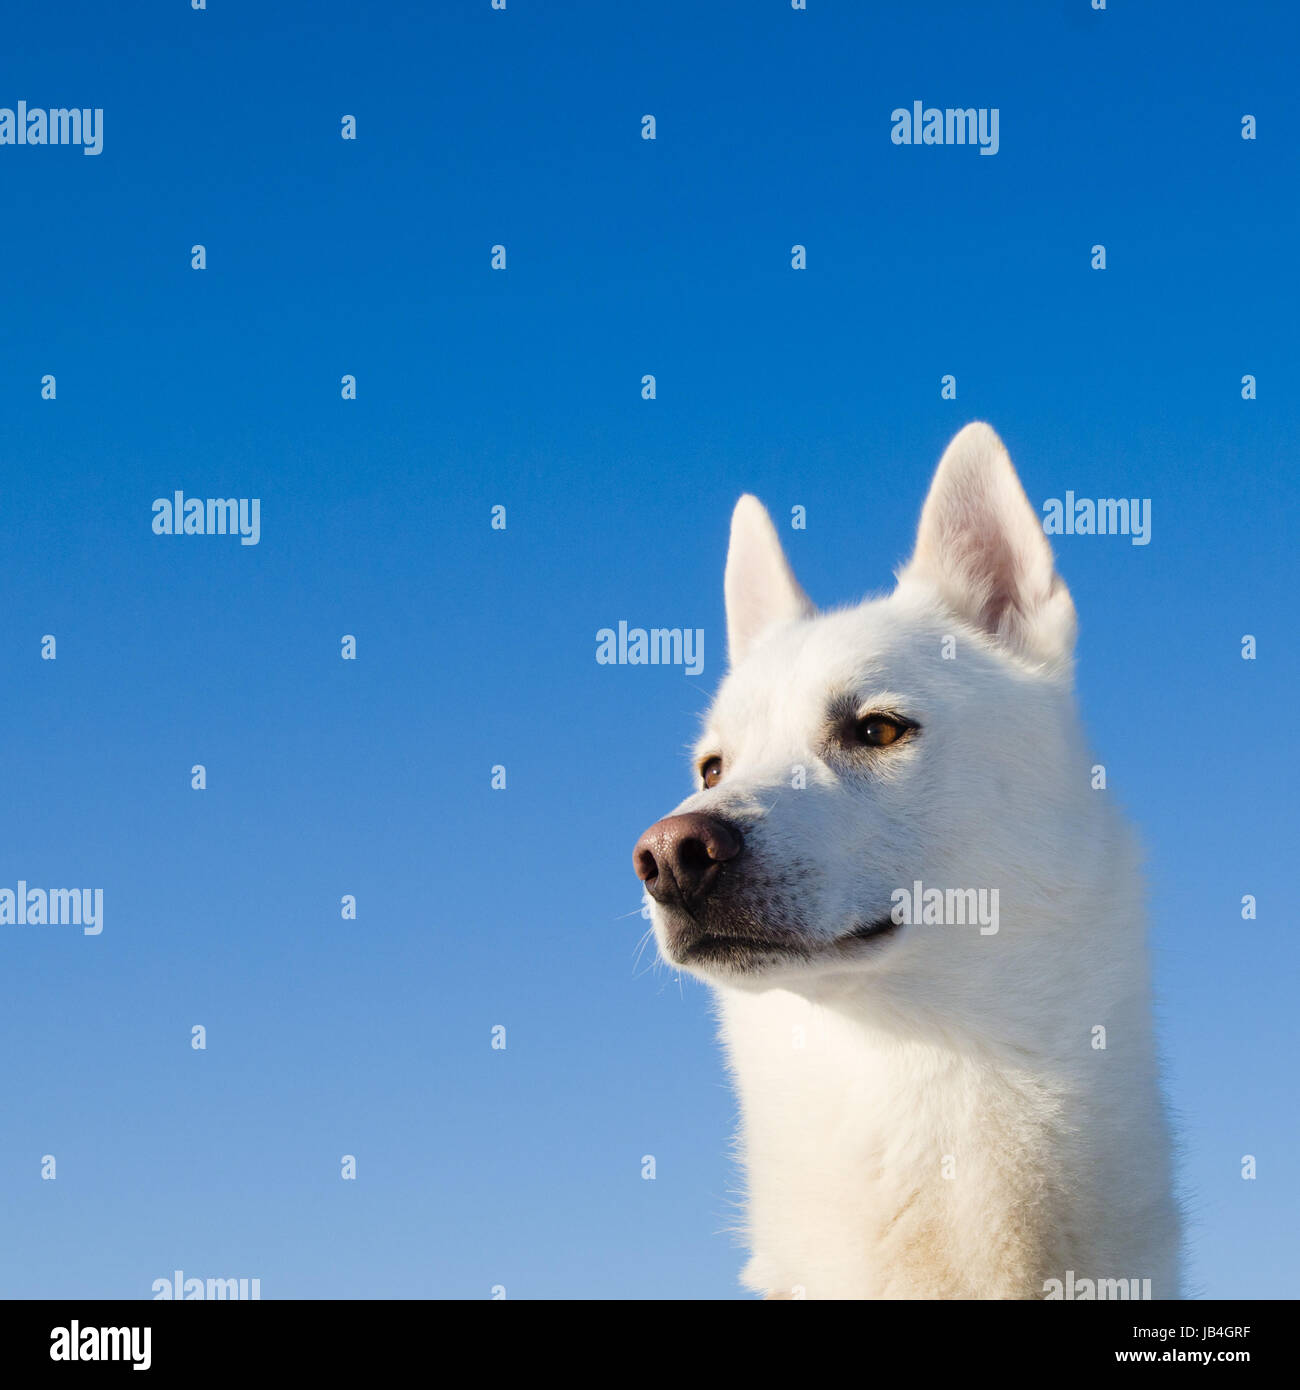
[666,910,900,969]
[843,913,900,944]
[663,907,809,964]
[676,932,809,963]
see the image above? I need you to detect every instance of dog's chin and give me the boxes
[657,906,899,981]
[657,909,808,979]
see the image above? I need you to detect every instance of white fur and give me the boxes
[646,423,1180,1299]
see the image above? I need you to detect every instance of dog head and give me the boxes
[634,423,1092,993]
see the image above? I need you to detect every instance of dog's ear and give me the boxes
[725,495,815,666]
[897,423,1076,666]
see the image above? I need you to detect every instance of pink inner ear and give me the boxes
[954,519,1038,636]
[914,488,1033,637]
[903,425,1069,660]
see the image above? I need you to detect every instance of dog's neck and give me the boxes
[715,961,1179,1300]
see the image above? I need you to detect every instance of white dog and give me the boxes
[634,423,1180,1300]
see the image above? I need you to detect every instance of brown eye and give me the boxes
[700,756,723,789]
[855,715,910,748]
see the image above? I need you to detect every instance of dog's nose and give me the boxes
[634,813,743,906]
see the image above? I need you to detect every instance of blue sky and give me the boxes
[1,0,1296,1298]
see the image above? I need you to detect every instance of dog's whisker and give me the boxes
[632,924,657,976]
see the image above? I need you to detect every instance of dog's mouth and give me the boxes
[666,914,811,968]
[675,935,808,969]
[841,913,900,945]
[661,906,900,974]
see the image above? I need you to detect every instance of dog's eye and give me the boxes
[700,756,723,789]
[855,715,911,748]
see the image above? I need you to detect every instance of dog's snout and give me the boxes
[634,813,743,906]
